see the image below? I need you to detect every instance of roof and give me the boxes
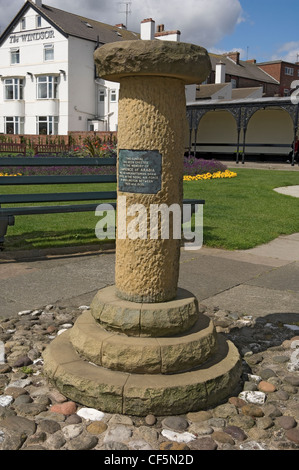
[0,1,140,46]
[196,83,228,100]
[209,53,279,85]
[231,87,263,99]
[196,84,263,101]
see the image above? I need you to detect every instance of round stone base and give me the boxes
[90,285,200,337]
[43,330,242,416]
[69,310,217,374]
[43,286,242,416]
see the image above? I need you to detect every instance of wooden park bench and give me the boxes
[0,142,27,156]
[0,156,205,250]
[0,156,117,249]
[34,143,69,155]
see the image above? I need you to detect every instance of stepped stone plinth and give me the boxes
[43,40,242,416]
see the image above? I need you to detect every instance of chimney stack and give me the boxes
[215,61,226,84]
[115,23,127,30]
[140,18,155,40]
[226,51,240,64]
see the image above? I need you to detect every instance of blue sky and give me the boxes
[216,0,299,63]
[1,0,299,64]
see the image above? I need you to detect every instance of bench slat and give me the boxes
[0,157,116,166]
[0,175,117,185]
[0,191,117,204]
[0,203,117,216]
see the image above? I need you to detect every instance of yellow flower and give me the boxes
[183,170,237,181]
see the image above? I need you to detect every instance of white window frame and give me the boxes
[4,116,24,134]
[36,15,42,28]
[44,43,54,62]
[36,75,58,99]
[4,78,24,100]
[36,116,58,135]
[99,90,105,102]
[285,67,294,76]
[110,89,117,102]
[21,18,26,30]
[10,48,20,65]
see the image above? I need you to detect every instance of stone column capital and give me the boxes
[94,39,211,84]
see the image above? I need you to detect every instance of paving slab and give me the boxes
[244,236,299,262]
[202,284,299,317]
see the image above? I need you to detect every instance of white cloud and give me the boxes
[272,41,299,63]
[1,0,243,49]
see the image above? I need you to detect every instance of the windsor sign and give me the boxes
[9,29,55,44]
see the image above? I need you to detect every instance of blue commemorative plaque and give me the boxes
[118,149,162,194]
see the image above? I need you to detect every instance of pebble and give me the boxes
[239,391,266,405]
[103,425,133,443]
[188,436,218,450]
[50,401,77,416]
[161,416,189,431]
[87,421,108,434]
[145,414,156,425]
[161,429,196,443]
[0,304,299,451]
[285,428,299,445]
[241,404,264,417]
[258,381,276,393]
[276,416,297,430]
[0,395,13,407]
[260,368,277,380]
[76,407,105,421]
[224,425,247,441]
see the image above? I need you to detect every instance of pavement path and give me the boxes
[0,232,298,322]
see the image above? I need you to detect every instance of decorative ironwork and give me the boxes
[186,97,299,165]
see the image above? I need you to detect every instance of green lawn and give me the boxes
[1,169,299,251]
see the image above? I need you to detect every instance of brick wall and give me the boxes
[207,72,279,96]
[258,62,299,96]
[0,131,117,146]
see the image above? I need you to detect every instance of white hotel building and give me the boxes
[0,0,182,136]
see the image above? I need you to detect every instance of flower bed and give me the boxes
[183,157,237,180]
[183,157,228,176]
[184,170,237,181]
[0,155,236,179]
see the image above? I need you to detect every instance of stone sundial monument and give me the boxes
[43,40,241,416]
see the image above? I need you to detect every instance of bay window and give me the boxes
[4,78,24,100]
[4,116,24,134]
[36,116,58,135]
[37,75,58,99]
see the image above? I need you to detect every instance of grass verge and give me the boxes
[1,169,299,251]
